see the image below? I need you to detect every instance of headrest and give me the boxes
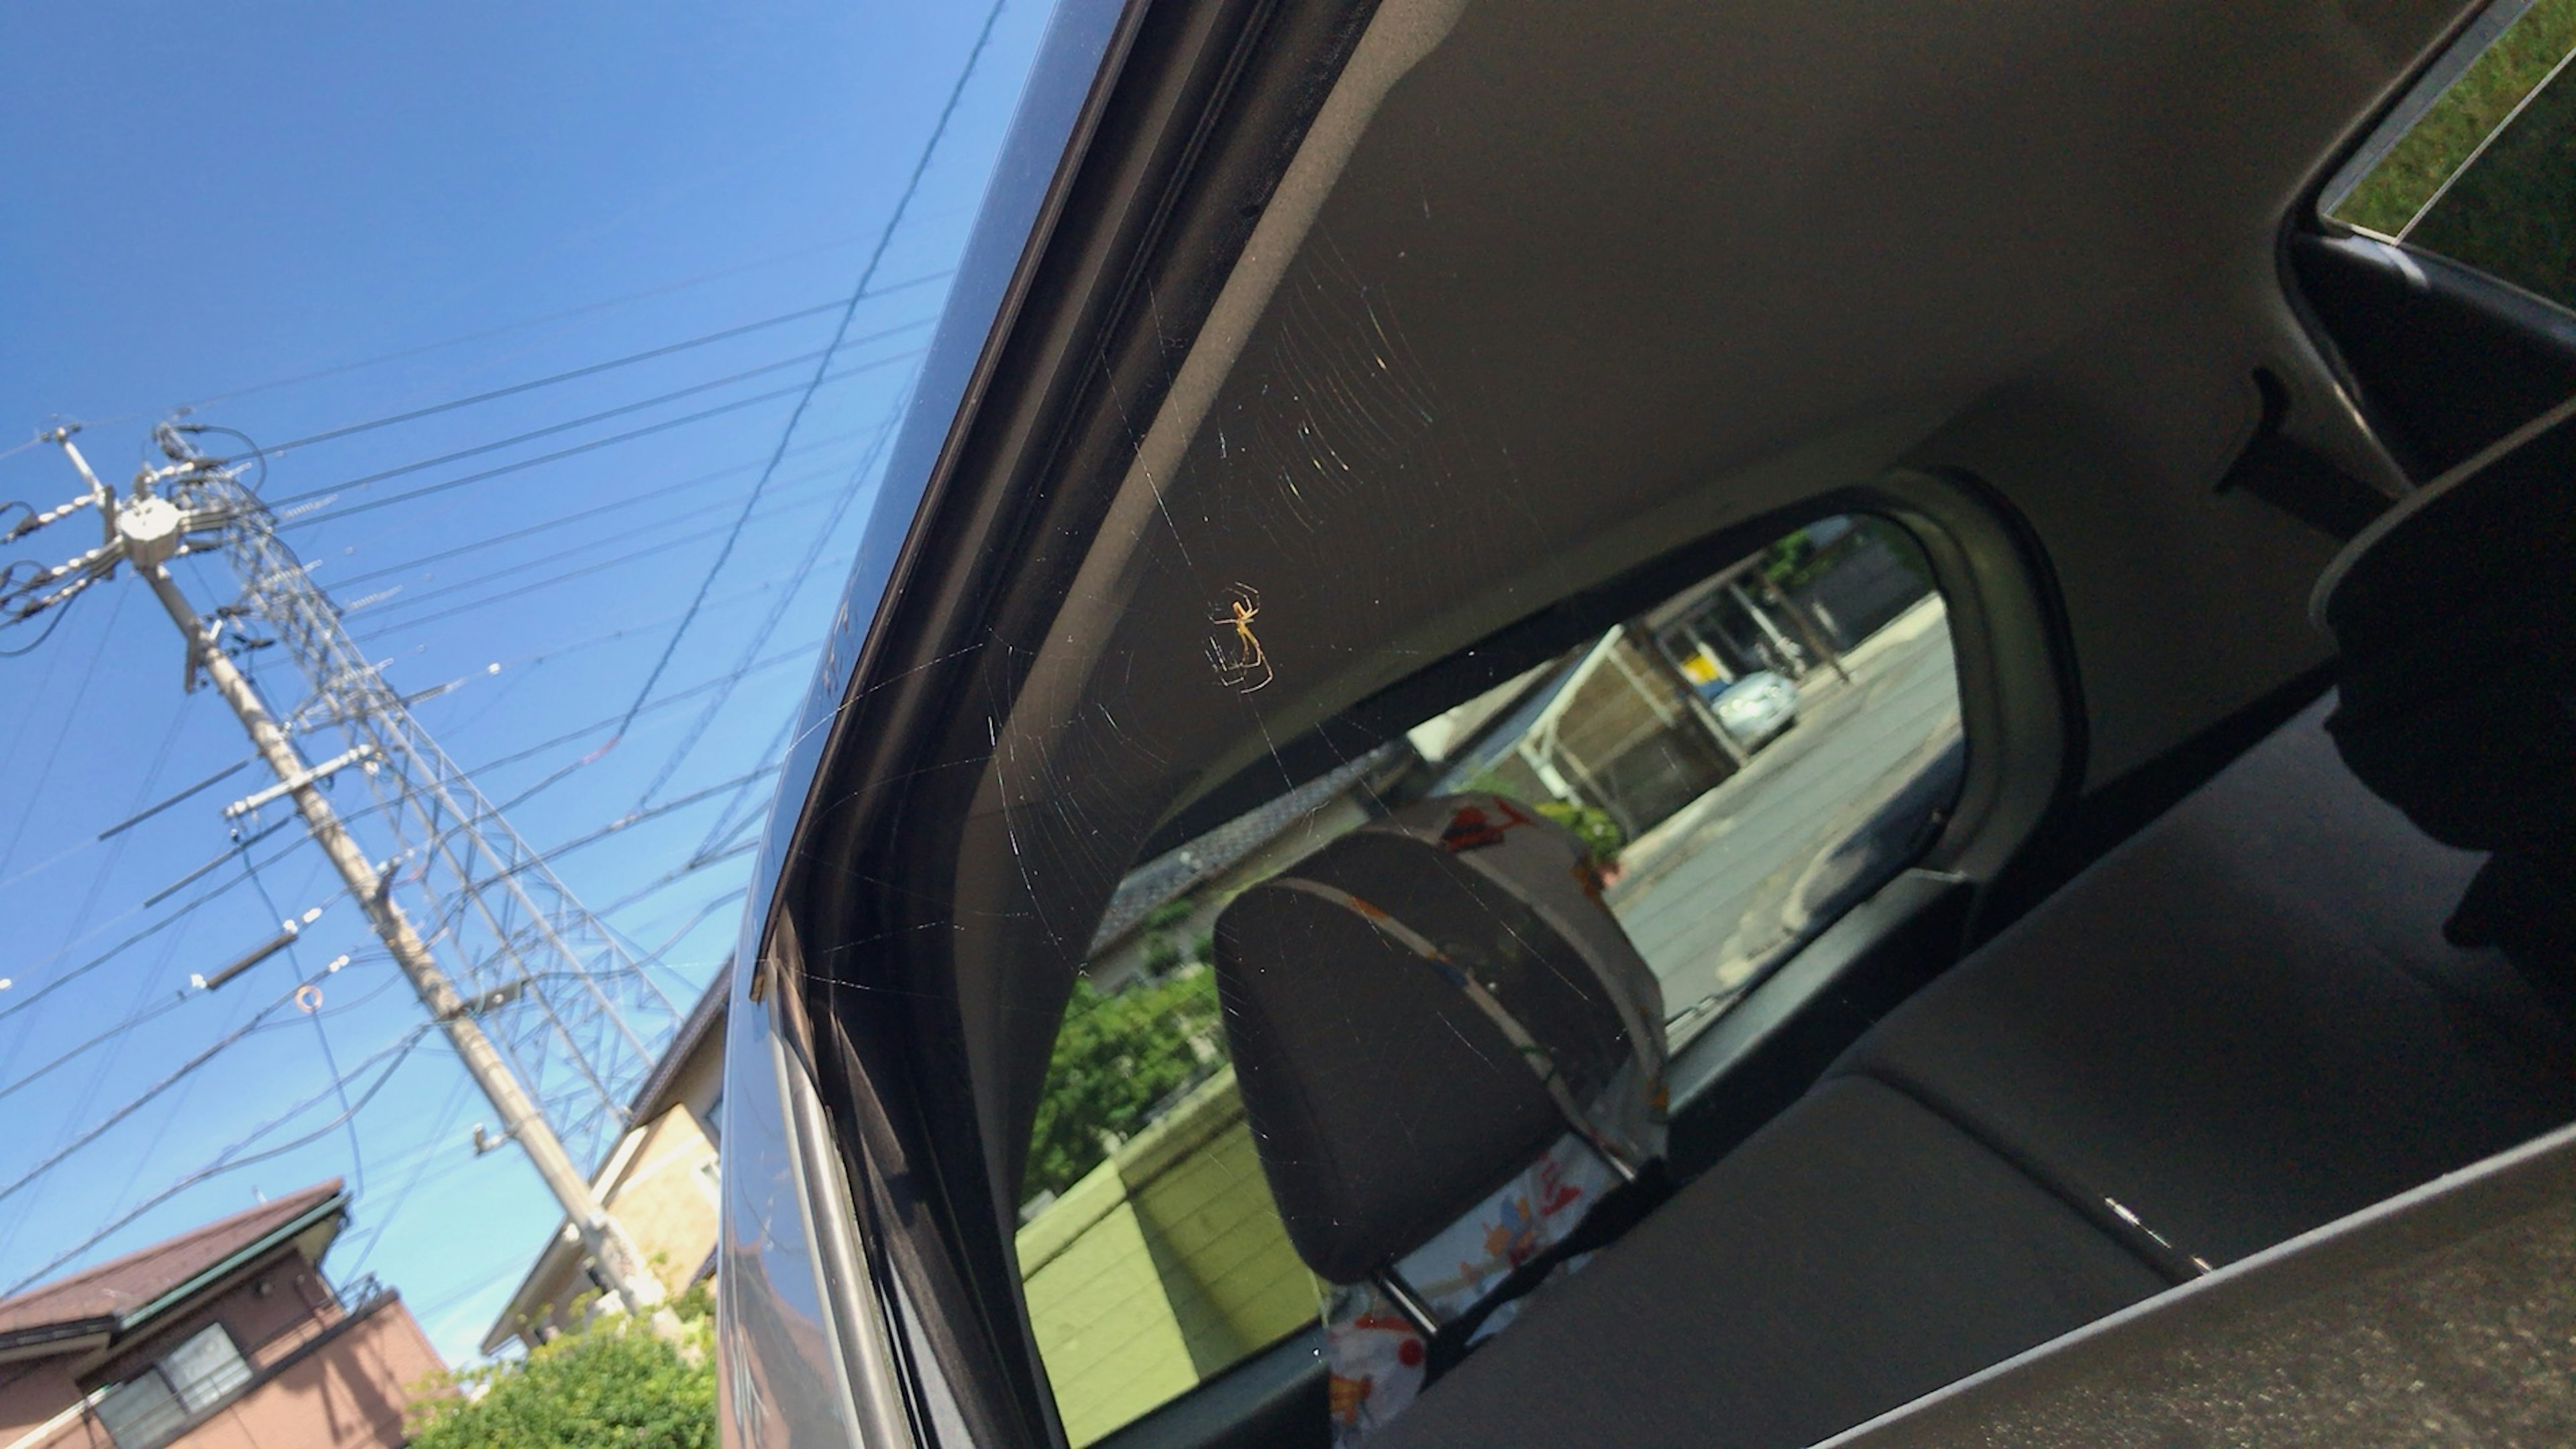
[1215,796,1664,1284]
[2314,394,2576,1004]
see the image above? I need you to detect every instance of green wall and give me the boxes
[1016,1068,1318,1446]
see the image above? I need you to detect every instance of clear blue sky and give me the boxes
[0,0,1054,1361]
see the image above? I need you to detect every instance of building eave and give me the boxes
[116,1188,348,1339]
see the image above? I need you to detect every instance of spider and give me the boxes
[1207,582,1274,693]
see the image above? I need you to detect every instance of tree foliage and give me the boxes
[407,1287,716,1449]
[1024,964,1224,1203]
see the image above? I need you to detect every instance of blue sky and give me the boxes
[0,0,1055,1361]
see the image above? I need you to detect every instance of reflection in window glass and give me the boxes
[96,1324,251,1449]
[1018,514,1961,1444]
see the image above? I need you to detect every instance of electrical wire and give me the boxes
[255,315,922,516]
[456,637,826,780]
[0,821,347,1036]
[275,345,926,530]
[612,0,1007,749]
[1,1022,434,1297]
[330,453,859,592]
[646,368,912,814]
[243,865,370,1209]
[261,333,883,511]
[229,293,928,462]
[0,965,368,1212]
[341,472,845,632]
[350,504,833,643]
[173,234,951,411]
[0,589,130,875]
[595,840,761,920]
[221,274,948,461]
[337,1073,475,1278]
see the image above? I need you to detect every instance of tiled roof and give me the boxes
[0,1179,344,1345]
[1085,742,1407,957]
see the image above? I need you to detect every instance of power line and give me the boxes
[2,628,822,1057]
[612,0,1007,749]
[0,589,131,875]
[340,472,845,632]
[647,368,913,814]
[224,276,946,462]
[0,965,355,1212]
[175,231,951,410]
[0,807,344,1040]
[350,504,831,642]
[260,325,916,512]
[3,1022,433,1297]
[331,453,859,591]
[596,840,761,920]
[276,345,926,529]
[457,637,826,781]
[339,1073,476,1277]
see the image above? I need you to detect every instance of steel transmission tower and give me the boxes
[3,420,680,1326]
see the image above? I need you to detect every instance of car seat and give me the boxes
[1214,794,1668,1444]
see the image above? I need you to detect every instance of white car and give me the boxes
[1703,669,1798,750]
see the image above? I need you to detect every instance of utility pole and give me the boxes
[4,423,677,1332]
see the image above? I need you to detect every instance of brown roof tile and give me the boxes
[0,1179,343,1344]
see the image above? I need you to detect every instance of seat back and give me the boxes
[1215,794,1664,1286]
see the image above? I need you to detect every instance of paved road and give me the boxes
[1604,598,1963,1036]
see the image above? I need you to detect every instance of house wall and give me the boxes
[0,1356,100,1448]
[509,1103,722,1344]
[87,1248,343,1395]
[2,1278,436,1449]
[1,1246,353,1449]
[169,1295,442,1449]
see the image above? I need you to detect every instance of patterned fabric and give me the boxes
[1318,795,1668,1446]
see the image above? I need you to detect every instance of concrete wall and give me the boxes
[1017,1068,1317,1447]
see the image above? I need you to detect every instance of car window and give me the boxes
[1015,513,1962,1444]
[2326,0,2576,311]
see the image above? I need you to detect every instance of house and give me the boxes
[480,975,727,1356]
[0,1180,442,1449]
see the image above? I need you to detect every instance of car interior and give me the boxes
[760,1,2576,1444]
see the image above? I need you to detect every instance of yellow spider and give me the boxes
[1208,582,1274,693]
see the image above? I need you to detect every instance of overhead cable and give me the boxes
[278,346,926,529]
[610,0,1007,749]
[343,472,844,630]
[2,1022,433,1297]
[331,452,859,591]
[177,244,951,411]
[261,322,927,511]
[227,282,942,461]
[644,372,912,812]
[0,965,363,1212]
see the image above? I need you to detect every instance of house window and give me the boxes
[93,1324,252,1448]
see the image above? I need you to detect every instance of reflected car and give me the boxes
[715,3,2576,1446]
[1699,669,1797,750]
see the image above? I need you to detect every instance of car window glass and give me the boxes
[1016,513,1962,1444]
[2327,0,2576,311]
